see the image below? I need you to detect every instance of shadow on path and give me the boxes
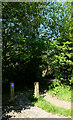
[39,78,55,95]
[2,90,34,120]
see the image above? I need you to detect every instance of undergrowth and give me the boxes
[47,80,72,102]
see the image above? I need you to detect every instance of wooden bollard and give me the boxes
[34,82,39,97]
[10,82,14,101]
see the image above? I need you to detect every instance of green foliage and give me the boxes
[34,95,71,117]
[2,2,45,84]
[2,2,72,87]
[44,2,72,85]
[50,80,62,88]
[48,84,72,102]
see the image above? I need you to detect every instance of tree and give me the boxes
[2,2,46,86]
[2,2,72,88]
[40,2,72,85]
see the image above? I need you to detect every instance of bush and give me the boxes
[48,84,71,102]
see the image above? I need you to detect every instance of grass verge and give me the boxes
[32,95,72,117]
[47,84,72,102]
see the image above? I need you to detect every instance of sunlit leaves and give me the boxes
[2,2,72,85]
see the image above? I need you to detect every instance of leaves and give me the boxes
[2,2,72,86]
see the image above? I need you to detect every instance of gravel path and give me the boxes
[43,93,71,109]
[2,91,68,119]
[6,106,67,118]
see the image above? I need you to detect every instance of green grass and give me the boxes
[33,96,72,117]
[47,85,72,102]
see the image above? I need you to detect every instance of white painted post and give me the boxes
[34,82,39,97]
[10,82,14,101]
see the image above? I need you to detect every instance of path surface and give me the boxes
[3,91,67,119]
[6,106,67,118]
[43,93,71,109]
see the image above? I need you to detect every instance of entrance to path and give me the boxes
[10,82,39,102]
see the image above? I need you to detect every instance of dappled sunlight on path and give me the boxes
[2,91,67,119]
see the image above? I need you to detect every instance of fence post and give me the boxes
[34,82,39,97]
[10,82,14,101]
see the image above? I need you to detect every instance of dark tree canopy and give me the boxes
[2,2,73,90]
